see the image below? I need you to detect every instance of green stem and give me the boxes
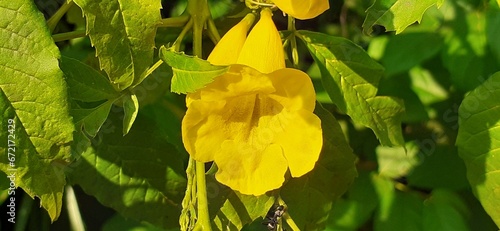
[187,0,211,57]
[140,59,164,82]
[14,193,33,231]
[52,30,86,42]
[193,161,212,231]
[287,15,299,68]
[192,19,203,57]
[173,18,193,52]
[180,157,197,230]
[207,17,221,44]
[65,186,85,231]
[283,213,300,231]
[160,15,191,27]
[47,0,75,33]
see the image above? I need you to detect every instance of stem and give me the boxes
[14,193,33,231]
[193,161,212,231]
[66,186,86,231]
[140,59,164,82]
[283,213,300,231]
[52,30,86,42]
[340,3,349,38]
[187,0,211,57]
[207,17,221,44]
[47,0,75,33]
[192,19,203,57]
[287,16,299,68]
[160,15,191,27]
[173,18,194,52]
[180,157,197,230]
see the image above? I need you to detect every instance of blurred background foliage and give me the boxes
[1,0,499,230]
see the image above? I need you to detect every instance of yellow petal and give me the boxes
[237,8,285,73]
[207,13,255,66]
[268,68,317,112]
[214,141,288,195]
[183,89,284,162]
[195,65,275,102]
[274,109,322,177]
[185,65,273,107]
[182,100,228,162]
[273,0,329,20]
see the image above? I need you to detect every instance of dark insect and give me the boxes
[262,204,285,231]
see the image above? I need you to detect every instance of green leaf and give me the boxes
[363,0,442,35]
[73,0,162,90]
[122,93,139,135]
[160,47,230,94]
[0,0,75,221]
[376,142,420,179]
[280,103,357,230]
[206,180,276,231]
[71,100,115,137]
[60,56,119,102]
[103,214,176,231]
[423,189,469,231]
[67,111,187,229]
[377,73,429,123]
[486,8,500,63]
[407,146,469,190]
[409,66,448,105]
[326,171,378,231]
[298,31,405,147]
[373,176,470,230]
[367,33,444,77]
[141,97,187,157]
[440,4,495,92]
[373,175,423,231]
[456,71,500,228]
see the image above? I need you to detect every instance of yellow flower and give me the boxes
[182,8,322,195]
[272,0,329,20]
[207,13,255,66]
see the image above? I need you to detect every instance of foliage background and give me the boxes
[1,0,500,230]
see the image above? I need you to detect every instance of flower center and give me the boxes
[223,93,286,151]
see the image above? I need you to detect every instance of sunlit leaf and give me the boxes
[122,93,139,135]
[0,0,75,221]
[298,31,405,147]
[363,0,443,35]
[456,71,500,227]
[73,0,162,90]
[160,47,230,94]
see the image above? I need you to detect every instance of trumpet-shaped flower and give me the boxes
[272,0,329,20]
[182,8,322,195]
